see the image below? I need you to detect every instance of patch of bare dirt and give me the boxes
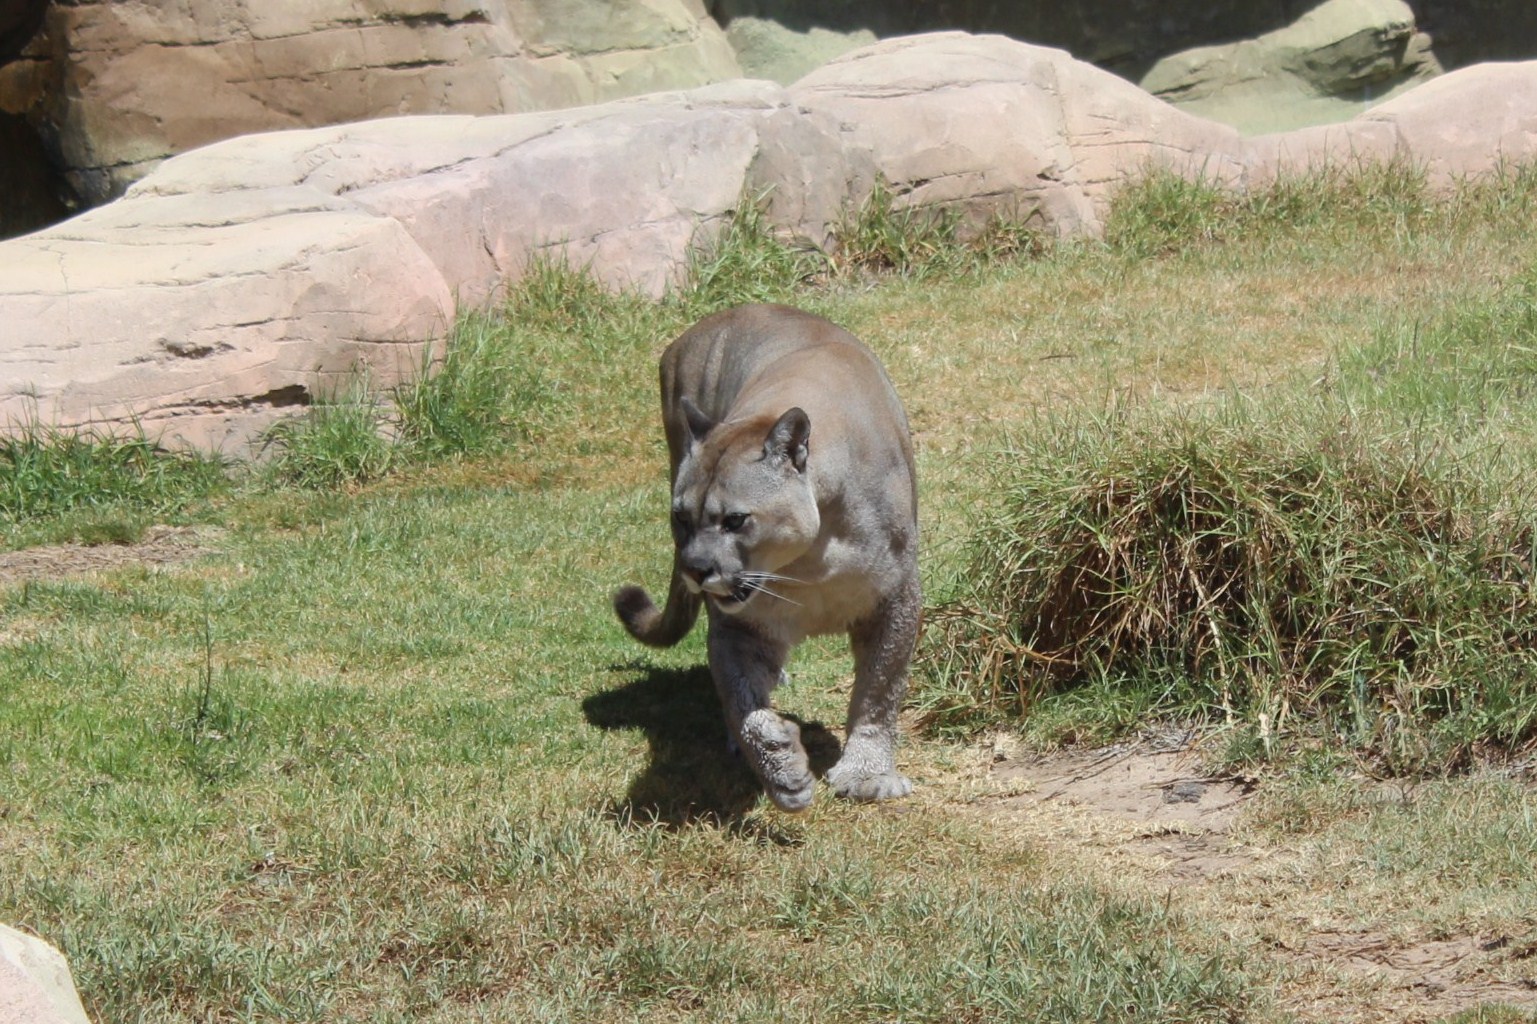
[992,733,1256,831]
[0,525,224,586]
[954,732,1537,1024]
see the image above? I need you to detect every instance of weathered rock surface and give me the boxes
[0,923,92,1024]
[714,0,1321,82]
[3,0,740,206]
[1251,58,1537,184]
[2,33,1536,452]
[721,14,875,86]
[0,79,856,451]
[790,33,1246,237]
[1141,0,1440,135]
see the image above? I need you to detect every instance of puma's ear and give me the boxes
[764,407,810,472]
[680,396,715,444]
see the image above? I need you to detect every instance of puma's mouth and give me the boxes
[707,579,755,612]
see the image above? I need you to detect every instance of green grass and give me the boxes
[1104,161,1437,258]
[917,392,1537,769]
[918,170,1537,771]
[685,188,830,309]
[259,376,397,490]
[394,308,562,461]
[7,167,1537,1022]
[831,177,1043,279]
[0,422,227,546]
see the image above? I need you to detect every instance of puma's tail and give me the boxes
[613,566,701,648]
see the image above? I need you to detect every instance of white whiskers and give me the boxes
[736,571,805,606]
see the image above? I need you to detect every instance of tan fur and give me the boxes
[614,304,920,810]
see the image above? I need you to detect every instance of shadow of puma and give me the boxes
[583,662,840,829]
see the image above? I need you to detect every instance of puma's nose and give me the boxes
[681,556,715,587]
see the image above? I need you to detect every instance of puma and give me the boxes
[613,304,920,811]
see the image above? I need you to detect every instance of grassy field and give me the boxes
[2,169,1536,1023]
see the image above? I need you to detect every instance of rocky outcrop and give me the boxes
[1141,0,1441,135]
[0,79,855,451]
[789,34,1245,236]
[1,0,740,207]
[713,0,1537,80]
[1250,58,1537,185]
[0,923,91,1024]
[1,33,1535,452]
[712,1,1317,82]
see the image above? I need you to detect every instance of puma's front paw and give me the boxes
[739,709,815,812]
[826,761,913,803]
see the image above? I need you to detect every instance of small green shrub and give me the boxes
[919,404,1537,769]
[394,310,558,460]
[685,189,828,312]
[260,379,394,489]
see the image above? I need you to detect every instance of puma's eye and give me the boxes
[721,512,749,532]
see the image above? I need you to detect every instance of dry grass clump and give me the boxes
[919,407,1537,769]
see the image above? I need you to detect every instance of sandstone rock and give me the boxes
[126,79,852,304]
[0,923,91,1024]
[721,15,874,85]
[1250,60,1537,185]
[0,80,856,450]
[0,189,455,453]
[1141,0,1441,135]
[790,33,1247,238]
[6,0,741,205]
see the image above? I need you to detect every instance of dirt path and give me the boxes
[0,525,225,586]
[953,733,1537,1023]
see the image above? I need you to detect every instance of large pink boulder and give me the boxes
[0,80,851,451]
[3,0,741,204]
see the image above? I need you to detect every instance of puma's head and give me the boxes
[670,399,820,614]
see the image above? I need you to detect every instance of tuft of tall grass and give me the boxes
[394,309,560,460]
[684,189,829,313]
[1105,172,1235,258]
[263,283,572,482]
[0,421,226,535]
[259,377,395,490]
[832,178,973,278]
[1105,162,1436,259]
[919,400,1537,769]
